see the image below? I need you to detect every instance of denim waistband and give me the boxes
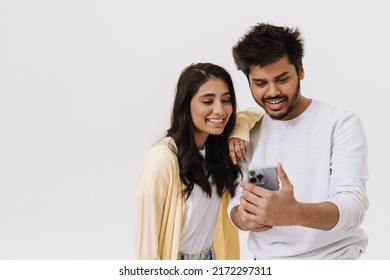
[178,245,215,260]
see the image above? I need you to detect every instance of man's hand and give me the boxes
[233,163,339,231]
[230,205,273,232]
[228,137,249,165]
[240,163,300,227]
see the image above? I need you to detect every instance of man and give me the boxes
[227,23,369,259]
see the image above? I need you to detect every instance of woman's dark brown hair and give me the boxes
[167,63,241,199]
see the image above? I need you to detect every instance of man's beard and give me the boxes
[257,80,300,120]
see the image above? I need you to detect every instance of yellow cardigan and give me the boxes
[229,107,265,140]
[135,137,240,260]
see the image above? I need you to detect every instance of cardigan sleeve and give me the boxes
[229,107,265,141]
[135,144,174,259]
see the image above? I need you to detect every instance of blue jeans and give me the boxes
[178,245,215,260]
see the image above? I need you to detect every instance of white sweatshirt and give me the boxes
[228,99,369,259]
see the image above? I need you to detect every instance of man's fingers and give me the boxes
[277,163,293,191]
[238,205,273,232]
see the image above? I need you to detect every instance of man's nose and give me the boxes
[268,83,280,97]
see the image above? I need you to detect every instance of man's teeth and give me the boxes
[208,119,223,123]
[269,100,282,104]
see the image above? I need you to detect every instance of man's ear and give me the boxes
[299,65,305,80]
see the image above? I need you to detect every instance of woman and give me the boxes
[135,63,241,260]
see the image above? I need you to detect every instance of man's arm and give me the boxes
[240,163,340,231]
[326,114,369,231]
[295,202,339,230]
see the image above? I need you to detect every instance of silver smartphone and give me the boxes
[248,167,279,191]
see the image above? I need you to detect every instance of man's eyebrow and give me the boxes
[274,71,289,79]
[252,71,290,82]
[252,78,265,82]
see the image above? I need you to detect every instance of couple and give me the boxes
[135,23,369,260]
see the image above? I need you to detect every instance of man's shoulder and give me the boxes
[313,100,365,138]
[313,99,359,120]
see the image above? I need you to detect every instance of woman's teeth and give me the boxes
[208,118,223,123]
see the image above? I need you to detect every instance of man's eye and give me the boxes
[277,78,288,83]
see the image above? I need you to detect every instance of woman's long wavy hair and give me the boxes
[167,63,241,199]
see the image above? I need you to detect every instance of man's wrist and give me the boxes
[231,206,249,231]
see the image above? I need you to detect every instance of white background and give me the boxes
[0,0,389,260]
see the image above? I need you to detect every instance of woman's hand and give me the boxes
[228,137,249,165]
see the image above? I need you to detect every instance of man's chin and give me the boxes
[267,110,288,120]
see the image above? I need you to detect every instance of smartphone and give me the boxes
[248,167,279,191]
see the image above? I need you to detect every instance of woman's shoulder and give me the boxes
[144,137,178,166]
[151,137,177,154]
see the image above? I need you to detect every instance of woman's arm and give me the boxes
[229,107,265,164]
[135,145,171,259]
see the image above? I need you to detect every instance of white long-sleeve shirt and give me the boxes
[228,99,369,259]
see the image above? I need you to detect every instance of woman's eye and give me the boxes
[222,99,231,104]
[202,100,213,105]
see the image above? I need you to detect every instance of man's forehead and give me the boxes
[249,63,294,79]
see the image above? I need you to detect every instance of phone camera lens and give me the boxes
[249,177,256,183]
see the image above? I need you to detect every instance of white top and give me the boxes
[228,99,369,259]
[168,138,222,255]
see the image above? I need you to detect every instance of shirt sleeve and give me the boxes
[229,107,265,142]
[227,161,248,227]
[327,113,369,232]
[135,145,172,259]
